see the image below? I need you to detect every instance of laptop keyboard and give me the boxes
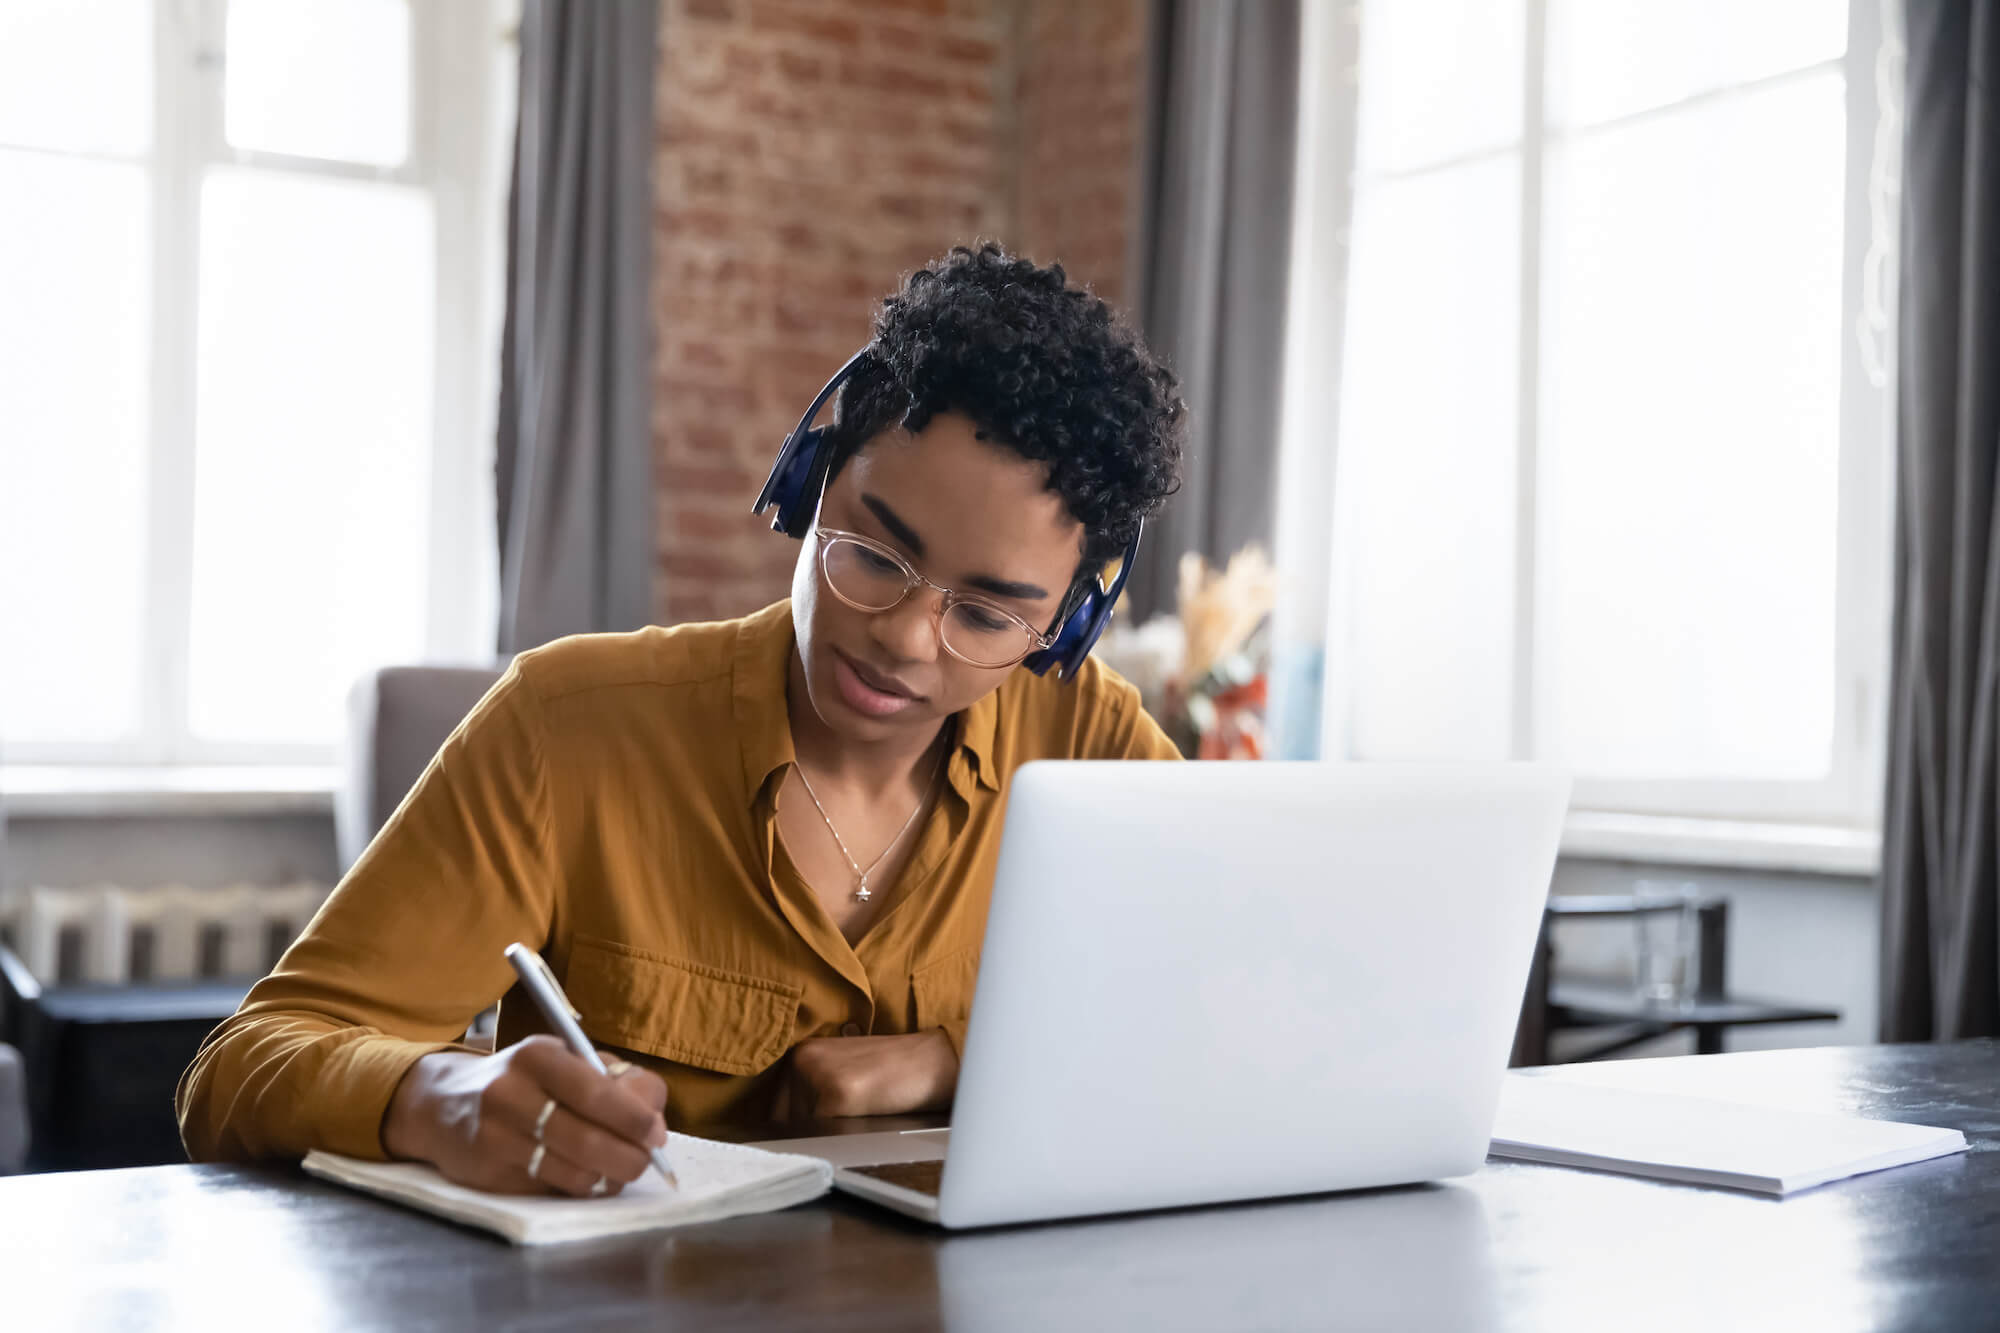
[847,1159,945,1198]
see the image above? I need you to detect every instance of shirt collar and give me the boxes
[733,601,799,807]
[954,687,1001,792]
[733,600,1004,805]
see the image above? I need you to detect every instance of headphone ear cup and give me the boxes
[1022,584,1113,679]
[757,425,827,538]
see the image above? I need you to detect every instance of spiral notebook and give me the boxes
[1490,1077,1968,1196]
[302,1134,833,1245]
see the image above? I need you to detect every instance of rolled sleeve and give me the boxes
[177,663,557,1162]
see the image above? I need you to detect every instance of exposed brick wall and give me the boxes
[1014,0,1147,313]
[651,0,1146,624]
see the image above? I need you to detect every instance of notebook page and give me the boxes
[1490,1077,1967,1195]
[304,1132,833,1244]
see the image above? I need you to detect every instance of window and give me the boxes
[1313,0,1894,829]
[0,0,508,766]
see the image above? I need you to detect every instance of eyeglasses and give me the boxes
[815,527,1056,669]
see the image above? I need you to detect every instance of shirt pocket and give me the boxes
[564,935,802,1076]
[910,945,982,1031]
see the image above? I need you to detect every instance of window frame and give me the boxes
[1314,0,1894,832]
[2,0,504,769]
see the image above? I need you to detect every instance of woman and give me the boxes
[177,244,1187,1198]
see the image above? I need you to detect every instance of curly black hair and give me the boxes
[826,243,1185,579]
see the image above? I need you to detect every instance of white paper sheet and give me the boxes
[1490,1076,1968,1195]
[303,1132,833,1244]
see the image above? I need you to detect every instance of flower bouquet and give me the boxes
[1098,546,1276,759]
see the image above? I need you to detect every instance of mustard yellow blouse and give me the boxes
[176,600,1179,1162]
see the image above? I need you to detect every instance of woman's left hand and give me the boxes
[775,1030,958,1122]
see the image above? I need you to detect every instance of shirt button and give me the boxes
[840,1022,862,1037]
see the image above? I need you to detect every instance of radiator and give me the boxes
[0,883,330,986]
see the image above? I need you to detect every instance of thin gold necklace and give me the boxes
[793,746,947,903]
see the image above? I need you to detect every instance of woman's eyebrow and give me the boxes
[861,493,1051,602]
[862,494,926,555]
[965,572,1051,601]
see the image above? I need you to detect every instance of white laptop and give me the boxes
[753,760,1571,1229]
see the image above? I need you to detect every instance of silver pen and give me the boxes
[504,942,679,1189]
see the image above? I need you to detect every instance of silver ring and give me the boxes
[589,1175,609,1197]
[533,1098,556,1142]
[526,1144,547,1181]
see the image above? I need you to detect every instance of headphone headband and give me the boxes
[789,349,870,453]
[750,349,872,539]
[751,351,1140,681]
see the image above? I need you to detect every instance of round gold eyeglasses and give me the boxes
[816,527,1056,669]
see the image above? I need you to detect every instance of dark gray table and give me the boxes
[2,1041,1995,1331]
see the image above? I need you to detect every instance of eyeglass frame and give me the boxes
[813,526,1062,669]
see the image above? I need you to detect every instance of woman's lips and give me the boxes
[831,648,920,718]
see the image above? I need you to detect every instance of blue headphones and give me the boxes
[752,350,1141,681]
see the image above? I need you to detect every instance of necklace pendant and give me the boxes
[853,881,872,903]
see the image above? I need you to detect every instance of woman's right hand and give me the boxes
[382,1034,670,1197]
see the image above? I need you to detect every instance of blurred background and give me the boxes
[4,0,1992,1173]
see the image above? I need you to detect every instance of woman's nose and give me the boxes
[869,585,945,663]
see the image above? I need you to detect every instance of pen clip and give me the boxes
[523,947,583,1022]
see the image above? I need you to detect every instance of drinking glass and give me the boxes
[1632,881,1698,1006]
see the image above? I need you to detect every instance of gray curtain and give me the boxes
[496,0,658,655]
[1126,0,1301,620]
[1880,1,2000,1041]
